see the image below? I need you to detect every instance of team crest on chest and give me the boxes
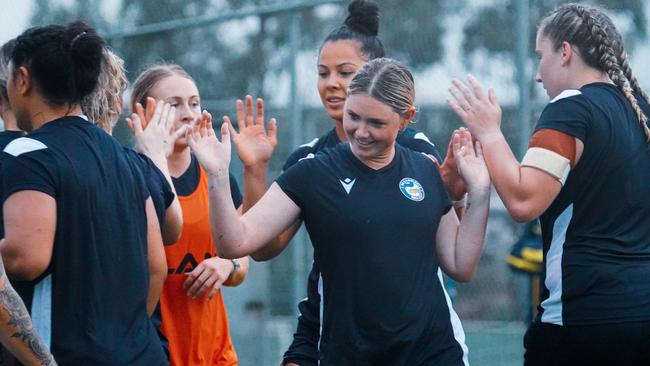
[399,178,425,201]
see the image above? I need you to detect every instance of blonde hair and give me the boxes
[540,3,650,139]
[347,57,414,117]
[81,48,128,131]
[130,64,194,112]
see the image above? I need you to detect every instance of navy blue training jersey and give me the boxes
[124,148,175,227]
[282,127,447,366]
[534,83,650,326]
[276,143,465,365]
[0,129,25,238]
[1,116,167,365]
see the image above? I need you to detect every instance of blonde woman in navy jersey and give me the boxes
[245,2,467,364]
[448,3,650,365]
[190,58,490,366]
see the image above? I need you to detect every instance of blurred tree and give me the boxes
[377,0,463,69]
[30,0,109,31]
[28,0,465,101]
[463,0,647,66]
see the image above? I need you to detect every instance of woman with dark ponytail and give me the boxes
[2,21,167,365]
[449,3,650,365]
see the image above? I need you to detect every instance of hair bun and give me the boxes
[64,21,105,100]
[344,0,380,37]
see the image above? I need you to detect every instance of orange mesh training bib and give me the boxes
[159,165,238,366]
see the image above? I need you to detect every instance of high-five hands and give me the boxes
[186,111,232,177]
[227,95,277,167]
[447,75,503,144]
[126,97,188,158]
[452,128,491,194]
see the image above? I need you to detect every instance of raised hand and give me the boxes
[439,129,469,201]
[452,128,491,195]
[126,98,188,159]
[227,95,277,167]
[186,112,231,177]
[447,75,503,143]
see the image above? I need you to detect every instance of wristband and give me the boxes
[230,258,241,274]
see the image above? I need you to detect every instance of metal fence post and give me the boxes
[516,0,531,158]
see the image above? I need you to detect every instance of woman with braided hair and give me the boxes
[448,3,650,365]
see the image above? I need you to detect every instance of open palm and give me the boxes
[228,95,277,167]
[187,112,232,176]
[453,129,491,193]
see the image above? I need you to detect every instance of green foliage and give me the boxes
[375,0,453,69]
[462,0,647,64]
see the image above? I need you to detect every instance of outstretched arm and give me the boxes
[187,121,300,259]
[447,75,567,222]
[436,130,491,282]
[0,249,55,366]
[227,95,296,262]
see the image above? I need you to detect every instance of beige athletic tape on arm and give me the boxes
[521,147,571,185]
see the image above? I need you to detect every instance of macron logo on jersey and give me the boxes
[339,178,356,194]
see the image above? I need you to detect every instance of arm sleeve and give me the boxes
[229,173,243,209]
[275,157,314,212]
[2,151,57,201]
[535,96,591,143]
[141,155,175,226]
[282,264,321,366]
[527,128,577,167]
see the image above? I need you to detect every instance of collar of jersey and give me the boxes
[343,143,401,177]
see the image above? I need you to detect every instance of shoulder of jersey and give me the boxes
[550,89,582,103]
[300,137,319,148]
[418,151,438,165]
[3,137,48,157]
[399,127,435,146]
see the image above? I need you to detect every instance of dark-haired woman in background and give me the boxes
[0,22,167,365]
[0,38,55,366]
[250,1,467,365]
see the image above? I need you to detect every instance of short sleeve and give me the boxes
[2,149,57,201]
[148,162,175,209]
[142,157,175,226]
[535,93,591,143]
[275,156,314,210]
[229,174,243,209]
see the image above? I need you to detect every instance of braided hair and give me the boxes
[540,3,650,140]
[320,0,385,60]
